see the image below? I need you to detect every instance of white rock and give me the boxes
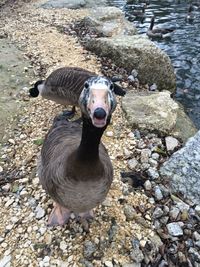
[167,222,183,236]
[0,254,11,267]
[60,241,67,251]
[104,261,113,267]
[144,180,152,191]
[0,166,3,172]
[106,131,114,137]
[8,139,15,145]
[195,205,200,216]
[35,205,45,219]
[154,186,163,201]
[128,158,138,170]
[165,136,179,151]
[5,199,14,208]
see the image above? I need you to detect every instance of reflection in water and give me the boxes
[107,0,200,128]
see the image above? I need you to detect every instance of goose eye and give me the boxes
[110,84,114,91]
[84,82,89,89]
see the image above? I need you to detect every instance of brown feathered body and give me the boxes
[39,67,96,106]
[38,118,113,213]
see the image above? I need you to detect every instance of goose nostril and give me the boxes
[93,108,106,119]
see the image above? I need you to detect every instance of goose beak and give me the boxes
[88,89,110,128]
[92,107,107,128]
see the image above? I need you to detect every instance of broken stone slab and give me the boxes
[85,35,176,92]
[122,91,197,142]
[82,7,137,37]
[160,130,200,205]
[40,0,107,9]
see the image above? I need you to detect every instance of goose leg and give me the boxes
[62,106,76,119]
[47,202,71,226]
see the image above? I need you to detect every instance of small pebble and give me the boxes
[167,222,183,236]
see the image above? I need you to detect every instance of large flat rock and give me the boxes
[82,7,137,37]
[121,90,197,142]
[40,0,106,9]
[85,35,176,92]
[160,130,200,205]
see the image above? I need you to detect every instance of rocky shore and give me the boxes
[0,1,200,267]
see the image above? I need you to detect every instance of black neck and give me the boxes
[150,17,155,30]
[77,116,110,161]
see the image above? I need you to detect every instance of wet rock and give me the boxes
[82,7,137,37]
[86,36,176,91]
[41,0,86,9]
[160,130,200,205]
[83,241,96,260]
[166,222,183,236]
[165,136,179,152]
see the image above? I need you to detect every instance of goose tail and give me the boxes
[29,80,44,97]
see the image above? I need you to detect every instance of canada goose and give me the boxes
[132,5,146,19]
[147,16,175,38]
[29,67,125,117]
[186,5,195,22]
[38,76,116,227]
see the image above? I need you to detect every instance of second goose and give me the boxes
[29,66,125,117]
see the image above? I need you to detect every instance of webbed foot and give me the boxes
[47,203,71,227]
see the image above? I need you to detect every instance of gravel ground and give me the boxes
[0,1,200,267]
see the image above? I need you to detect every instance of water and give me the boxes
[107,0,200,128]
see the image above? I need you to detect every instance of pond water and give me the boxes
[107,0,200,128]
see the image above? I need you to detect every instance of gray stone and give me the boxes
[144,180,152,191]
[152,207,164,219]
[127,158,138,170]
[41,0,86,9]
[85,35,176,91]
[130,247,144,263]
[193,231,200,241]
[188,247,200,263]
[160,130,200,205]
[165,136,179,152]
[166,222,183,236]
[147,167,159,180]
[140,149,151,163]
[35,205,45,219]
[124,205,136,221]
[122,91,197,141]
[169,207,180,221]
[41,0,107,9]
[195,205,200,216]
[83,241,96,260]
[154,186,163,201]
[83,7,137,37]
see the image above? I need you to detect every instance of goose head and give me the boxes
[79,76,117,128]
